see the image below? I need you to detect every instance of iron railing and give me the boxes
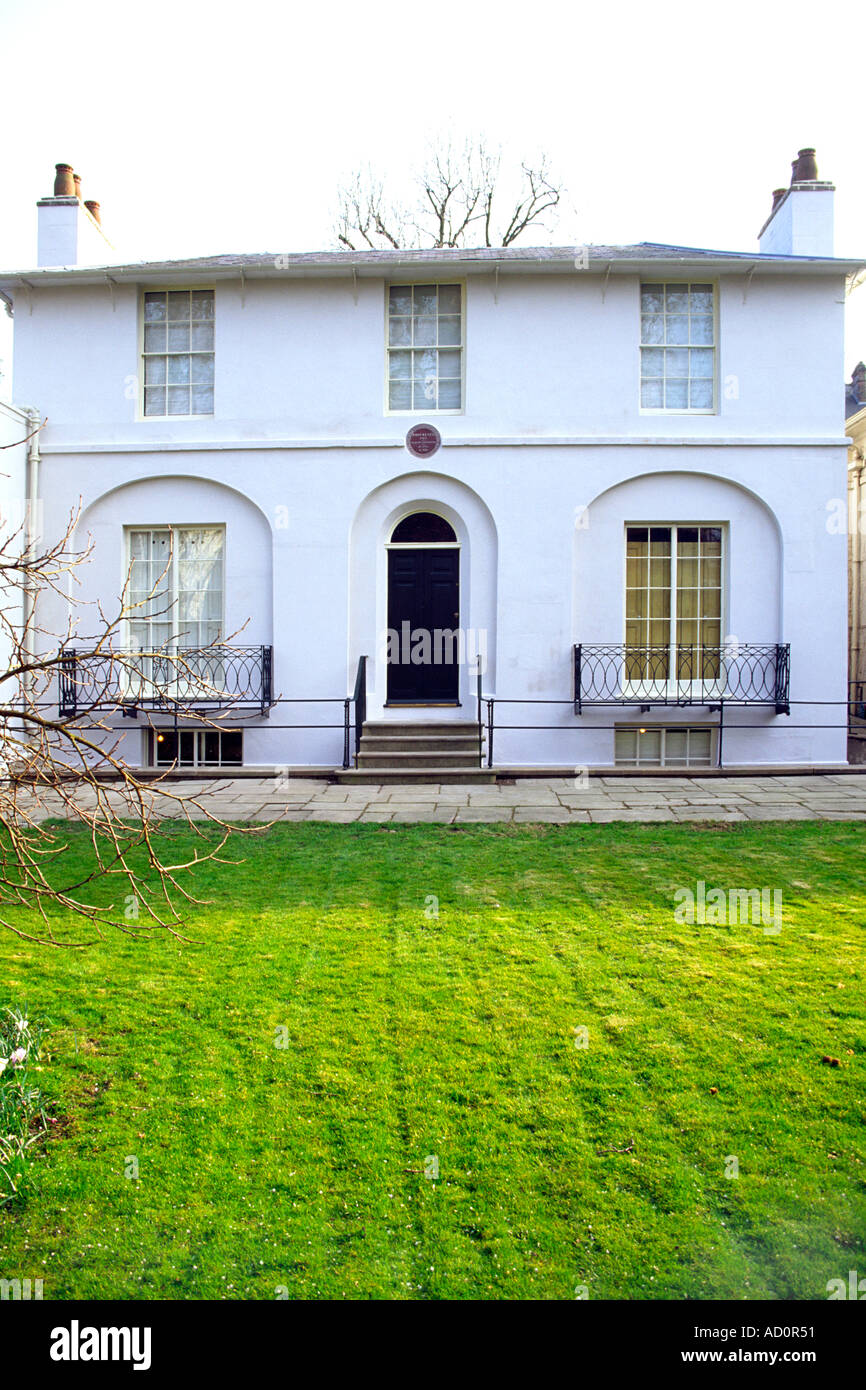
[58,645,274,718]
[350,655,367,766]
[573,643,791,716]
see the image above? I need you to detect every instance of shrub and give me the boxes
[0,1007,49,1206]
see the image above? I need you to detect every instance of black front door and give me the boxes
[387,548,459,702]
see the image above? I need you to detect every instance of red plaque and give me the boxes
[405,423,442,458]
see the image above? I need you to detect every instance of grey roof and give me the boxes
[1,240,863,288]
[847,363,866,419]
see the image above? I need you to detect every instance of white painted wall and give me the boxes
[10,272,848,443]
[6,261,853,769]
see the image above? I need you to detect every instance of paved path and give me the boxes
[18,773,866,823]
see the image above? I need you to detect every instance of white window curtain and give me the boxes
[128,527,224,651]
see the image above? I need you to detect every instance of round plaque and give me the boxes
[405,423,442,458]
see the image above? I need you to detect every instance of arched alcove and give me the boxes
[573,470,783,647]
[74,474,274,646]
[349,472,498,716]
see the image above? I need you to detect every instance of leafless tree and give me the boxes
[0,494,255,946]
[335,138,563,251]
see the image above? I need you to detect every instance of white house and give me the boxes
[0,152,861,777]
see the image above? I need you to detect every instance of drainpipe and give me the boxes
[22,406,41,695]
[850,449,865,692]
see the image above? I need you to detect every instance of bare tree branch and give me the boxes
[0,511,265,945]
[0,416,47,451]
[334,138,565,251]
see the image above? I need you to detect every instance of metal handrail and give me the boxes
[352,654,367,765]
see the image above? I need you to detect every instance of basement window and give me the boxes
[614,726,714,768]
[147,729,242,768]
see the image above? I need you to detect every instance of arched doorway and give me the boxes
[387,511,460,703]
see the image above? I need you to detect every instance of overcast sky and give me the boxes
[1,0,864,387]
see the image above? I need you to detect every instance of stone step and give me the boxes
[335,766,496,785]
[360,734,481,754]
[362,719,480,737]
[357,750,481,769]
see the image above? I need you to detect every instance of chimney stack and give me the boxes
[53,162,75,196]
[37,161,115,267]
[759,147,835,257]
[791,148,818,182]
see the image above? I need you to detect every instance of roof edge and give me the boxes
[1,240,864,286]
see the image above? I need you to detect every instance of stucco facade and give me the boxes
[1,163,861,772]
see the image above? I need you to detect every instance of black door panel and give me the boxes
[387,548,459,701]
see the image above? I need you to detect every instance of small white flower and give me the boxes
[0,1058,8,1075]
[10,1048,27,1066]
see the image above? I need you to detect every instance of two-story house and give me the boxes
[0,151,861,776]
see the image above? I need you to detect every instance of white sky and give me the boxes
[1,0,864,388]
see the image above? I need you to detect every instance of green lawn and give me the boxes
[1,820,864,1300]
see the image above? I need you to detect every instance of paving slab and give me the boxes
[14,772,866,824]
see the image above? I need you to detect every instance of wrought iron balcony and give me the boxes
[573,643,790,715]
[58,645,274,718]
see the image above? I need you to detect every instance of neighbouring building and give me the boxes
[847,361,866,758]
[0,151,862,776]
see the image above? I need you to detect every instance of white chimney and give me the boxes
[758,148,834,257]
[37,162,116,267]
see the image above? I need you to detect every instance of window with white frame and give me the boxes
[625,525,723,682]
[615,726,714,768]
[147,728,242,767]
[640,283,715,411]
[387,284,463,411]
[143,290,214,416]
[127,527,224,651]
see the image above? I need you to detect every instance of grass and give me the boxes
[0,818,864,1300]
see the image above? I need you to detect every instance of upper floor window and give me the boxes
[387,284,463,412]
[142,290,214,417]
[640,283,715,412]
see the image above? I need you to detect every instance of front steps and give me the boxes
[335,719,495,784]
